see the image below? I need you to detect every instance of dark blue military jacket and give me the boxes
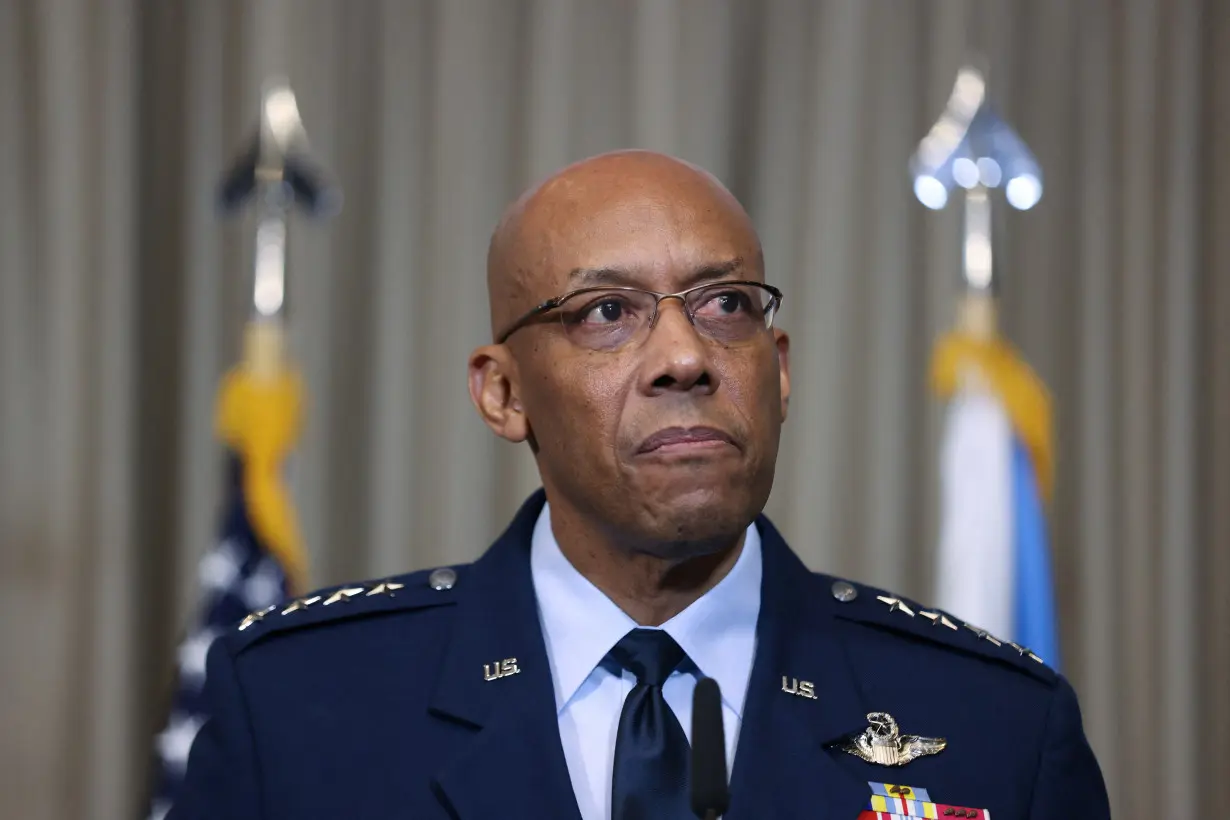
[169,491,1110,820]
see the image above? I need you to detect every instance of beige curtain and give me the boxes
[1,1,1226,818]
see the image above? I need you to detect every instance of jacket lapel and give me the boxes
[425,496,874,820]
[427,492,582,820]
[726,517,873,820]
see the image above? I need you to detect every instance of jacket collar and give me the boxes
[725,515,873,820]
[427,491,872,820]
[427,490,580,820]
[530,498,762,721]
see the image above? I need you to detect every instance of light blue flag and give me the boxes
[1011,437,1060,670]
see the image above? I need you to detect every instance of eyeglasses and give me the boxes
[496,280,784,350]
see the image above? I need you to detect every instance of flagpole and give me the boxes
[147,79,340,820]
[246,78,297,378]
[914,63,1060,667]
[214,78,341,596]
[957,186,997,342]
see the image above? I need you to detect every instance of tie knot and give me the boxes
[608,628,687,687]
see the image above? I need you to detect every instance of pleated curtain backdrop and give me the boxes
[0,1,1227,819]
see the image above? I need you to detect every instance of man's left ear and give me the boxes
[774,328,791,422]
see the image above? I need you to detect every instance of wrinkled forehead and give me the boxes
[516,168,763,297]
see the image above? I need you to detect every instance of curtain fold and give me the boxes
[1,2,1225,818]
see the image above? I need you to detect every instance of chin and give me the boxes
[632,481,762,554]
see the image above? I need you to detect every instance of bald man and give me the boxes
[169,151,1110,820]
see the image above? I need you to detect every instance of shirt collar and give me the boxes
[531,501,762,719]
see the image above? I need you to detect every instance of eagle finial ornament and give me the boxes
[840,712,947,767]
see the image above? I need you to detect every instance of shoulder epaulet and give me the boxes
[226,564,467,654]
[821,575,1058,685]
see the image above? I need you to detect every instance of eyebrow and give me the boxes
[566,257,745,290]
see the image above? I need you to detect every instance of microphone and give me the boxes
[691,676,730,820]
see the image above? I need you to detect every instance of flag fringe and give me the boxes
[929,332,1054,503]
[215,364,308,595]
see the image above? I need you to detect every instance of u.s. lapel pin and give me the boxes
[781,675,818,700]
[483,658,521,681]
[839,712,946,766]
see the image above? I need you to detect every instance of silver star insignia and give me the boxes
[281,595,322,615]
[962,622,1004,647]
[839,711,947,767]
[919,610,958,630]
[366,581,405,597]
[322,586,365,605]
[238,605,276,631]
[1006,641,1045,662]
[875,595,915,617]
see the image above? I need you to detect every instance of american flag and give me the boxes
[146,453,292,820]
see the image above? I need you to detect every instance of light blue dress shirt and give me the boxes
[530,502,762,820]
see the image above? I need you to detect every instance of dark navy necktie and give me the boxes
[608,628,692,820]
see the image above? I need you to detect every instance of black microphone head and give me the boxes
[691,676,730,818]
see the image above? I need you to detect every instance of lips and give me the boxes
[636,426,737,454]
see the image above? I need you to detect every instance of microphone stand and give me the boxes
[691,677,730,820]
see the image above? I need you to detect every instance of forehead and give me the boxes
[518,166,762,294]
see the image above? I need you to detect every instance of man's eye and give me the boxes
[589,300,624,323]
[697,289,754,316]
[579,298,636,324]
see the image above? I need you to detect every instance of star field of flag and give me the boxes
[146,454,292,820]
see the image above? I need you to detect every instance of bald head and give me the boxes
[468,149,789,564]
[486,150,763,339]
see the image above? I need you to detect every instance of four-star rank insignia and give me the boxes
[839,711,947,767]
[233,567,460,635]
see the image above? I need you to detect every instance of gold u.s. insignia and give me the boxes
[839,712,946,766]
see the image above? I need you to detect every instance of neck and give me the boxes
[548,504,747,626]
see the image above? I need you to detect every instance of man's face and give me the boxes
[477,155,790,554]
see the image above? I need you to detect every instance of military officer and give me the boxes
[169,150,1110,820]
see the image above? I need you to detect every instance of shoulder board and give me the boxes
[821,574,1058,685]
[226,564,467,654]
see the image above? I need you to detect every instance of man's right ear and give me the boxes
[467,345,529,443]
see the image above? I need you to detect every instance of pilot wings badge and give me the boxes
[839,712,947,767]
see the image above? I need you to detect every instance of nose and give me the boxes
[639,298,718,396]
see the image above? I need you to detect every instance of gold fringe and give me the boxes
[930,331,1054,504]
[215,332,309,596]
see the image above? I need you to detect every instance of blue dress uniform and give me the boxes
[168,491,1110,820]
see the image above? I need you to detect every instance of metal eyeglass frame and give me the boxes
[495,280,784,346]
